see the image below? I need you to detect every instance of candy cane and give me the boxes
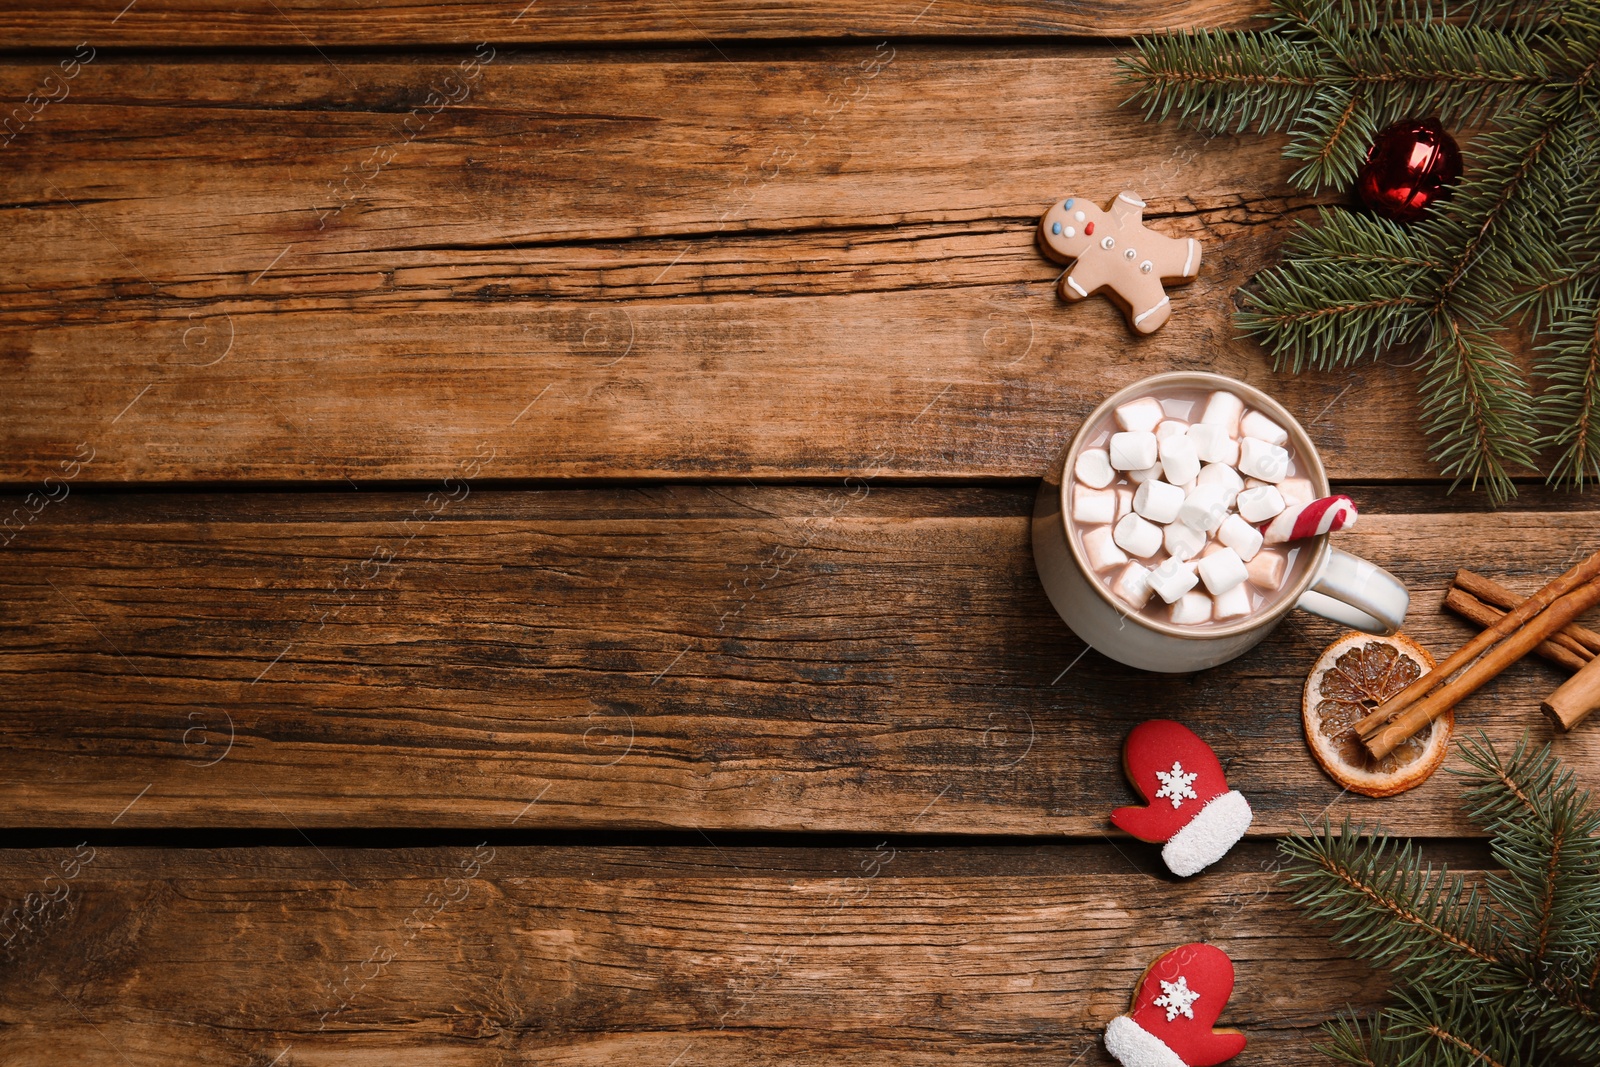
[1261,494,1357,545]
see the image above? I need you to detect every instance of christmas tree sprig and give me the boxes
[1281,735,1600,1066]
[1121,0,1600,502]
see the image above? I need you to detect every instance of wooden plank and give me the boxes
[0,1,1269,48]
[0,843,1390,1065]
[2,487,1594,833]
[0,50,1463,484]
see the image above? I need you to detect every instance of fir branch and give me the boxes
[1314,1014,1385,1067]
[1295,740,1600,1067]
[1239,209,1439,371]
[1237,279,1431,373]
[1285,87,1379,190]
[1285,205,1447,270]
[1118,30,1326,134]
[1123,0,1600,497]
[1124,5,1580,192]
[1456,735,1600,974]
[1279,818,1508,983]
[1524,179,1600,485]
[1524,994,1600,1062]
[1516,260,1600,334]
[1274,0,1577,33]
[1401,110,1575,500]
[1382,986,1542,1067]
[1454,733,1548,820]
[1417,316,1537,503]
[1355,23,1552,127]
[1315,988,1545,1067]
[1421,110,1568,312]
[1535,302,1600,490]
[1512,162,1600,333]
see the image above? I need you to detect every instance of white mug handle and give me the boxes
[1296,548,1409,634]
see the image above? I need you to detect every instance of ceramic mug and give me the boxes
[1032,371,1408,673]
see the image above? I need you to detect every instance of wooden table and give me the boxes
[3,5,1596,1064]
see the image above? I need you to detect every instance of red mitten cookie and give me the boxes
[1037,191,1201,334]
[1111,720,1252,877]
[1105,943,1247,1067]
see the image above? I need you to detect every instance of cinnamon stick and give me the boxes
[1453,569,1600,656]
[1363,575,1600,759]
[1354,548,1600,749]
[1443,586,1592,673]
[1542,655,1600,732]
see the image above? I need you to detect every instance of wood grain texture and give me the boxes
[2,487,1594,833]
[0,50,1462,484]
[2,16,1583,1056]
[0,0,1270,48]
[0,843,1388,1065]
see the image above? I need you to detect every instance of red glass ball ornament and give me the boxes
[1355,118,1463,223]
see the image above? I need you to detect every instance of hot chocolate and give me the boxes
[1067,385,1316,629]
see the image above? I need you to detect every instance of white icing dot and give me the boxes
[1123,248,1136,260]
[1073,210,1085,222]
[1140,260,1153,274]
[1064,226,1075,238]
[1100,236,1115,249]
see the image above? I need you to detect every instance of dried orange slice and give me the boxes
[1303,631,1449,797]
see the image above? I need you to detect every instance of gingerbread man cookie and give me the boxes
[1038,192,1202,334]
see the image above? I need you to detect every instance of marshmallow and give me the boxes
[1074,448,1115,490]
[1246,549,1287,590]
[1186,422,1240,466]
[1178,484,1230,533]
[1197,547,1249,595]
[1236,484,1286,524]
[1170,591,1213,625]
[1240,410,1288,446]
[1155,419,1189,441]
[1127,461,1165,484]
[1109,431,1159,471]
[1217,513,1264,561]
[1148,557,1199,604]
[1072,486,1117,525]
[1164,521,1207,561]
[1200,390,1244,431]
[1112,561,1153,609]
[1082,526,1128,572]
[1158,433,1201,486]
[1133,479,1184,524]
[1113,513,1164,558]
[1115,487,1135,521]
[1278,477,1315,507]
[1116,397,1165,433]
[1237,437,1290,483]
[1195,462,1244,507]
[1212,583,1253,620]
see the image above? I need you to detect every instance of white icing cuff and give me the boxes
[1162,789,1252,877]
[1105,1013,1188,1067]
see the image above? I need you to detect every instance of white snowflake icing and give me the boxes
[1154,975,1200,1022]
[1153,760,1199,809]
